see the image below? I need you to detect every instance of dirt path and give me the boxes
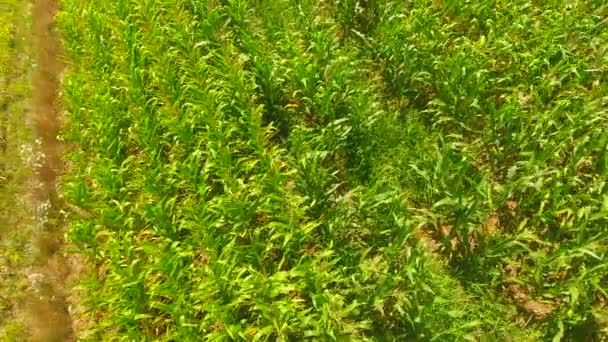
[27,0,74,340]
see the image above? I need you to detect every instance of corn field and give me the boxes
[58,0,607,340]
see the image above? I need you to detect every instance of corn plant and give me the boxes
[59,0,608,339]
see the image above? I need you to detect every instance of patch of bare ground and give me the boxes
[505,284,555,320]
[25,0,75,340]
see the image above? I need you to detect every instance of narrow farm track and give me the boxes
[27,0,74,340]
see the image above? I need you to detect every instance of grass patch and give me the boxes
[59,0,608,339]
[0,1,34,339]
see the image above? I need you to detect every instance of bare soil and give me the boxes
[26,0,74,340]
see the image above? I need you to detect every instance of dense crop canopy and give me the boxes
[59,0,608,340]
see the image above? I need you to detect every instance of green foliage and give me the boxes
[59,0,608,339]
[1,1,32,339]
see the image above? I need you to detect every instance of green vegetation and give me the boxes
[0,1,33,339]
[59,0,608,340]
